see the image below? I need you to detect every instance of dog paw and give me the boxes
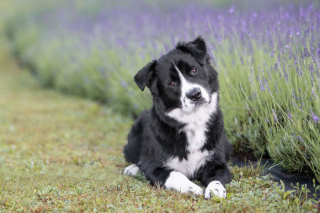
[184,184,203,196]
[123,164,140,176]
[165,171,203,196]
[205,181,226,199]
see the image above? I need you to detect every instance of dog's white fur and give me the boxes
[205,181,226,199]
[165,86,218,178]
[124,164,140,176]
[164,171,203,195]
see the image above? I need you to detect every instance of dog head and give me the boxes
[134,36,219,116]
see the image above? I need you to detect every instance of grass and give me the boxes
[0,26,319,213]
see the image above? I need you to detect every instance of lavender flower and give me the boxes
[292,132,305,143]
[304,46,310,57]
[251,92,256,100]
[287,108,293,120]
[295,66,302,77]
[250,67,254,76]
[310,110,319,123]
[275,81,279,93]
[292,89,297,99]
[265,79,272,95]
[249,75,253,86]
[229,5,235,14]
[258,76,265,92]
[121,80,127,88]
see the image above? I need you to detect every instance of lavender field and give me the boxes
[4,0,320,182]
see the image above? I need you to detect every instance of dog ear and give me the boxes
[134,60,157,91]
[176,36,208,65]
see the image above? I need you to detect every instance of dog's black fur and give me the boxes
[124,36,232,191]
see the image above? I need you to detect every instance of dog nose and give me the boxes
[186,88,202,101]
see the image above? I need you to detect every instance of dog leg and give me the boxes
[124,164,140,176]
[200,160,231,199]
[165,171,203,195]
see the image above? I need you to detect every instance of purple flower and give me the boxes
[265,80,272,95]
[304,46,310,57]
[259,76,265,92]
[275,82,279,93]
[249,75,253,86]
[292,132,304,143]
[229,5,235,14]
[250,67,254,76]
[121,80,127,88]
[310,110,319,123]
[287,108,293,120]
[251,92,256,100]
[292,89,297,99]
[295,66,302,77]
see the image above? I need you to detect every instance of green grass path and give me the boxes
[0,33,138,211]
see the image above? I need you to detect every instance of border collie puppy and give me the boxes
[123,36,232,199]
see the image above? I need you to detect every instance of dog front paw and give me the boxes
[183,184,203,196]
[205,181,226,199]
[124,164,140,176]
[165,171,203,196]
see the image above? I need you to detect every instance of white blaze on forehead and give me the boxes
[172,63,210,112]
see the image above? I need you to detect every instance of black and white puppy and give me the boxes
[123,36,232,199]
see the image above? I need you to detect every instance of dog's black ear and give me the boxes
[176,36,207,65]
[134,60,157,91]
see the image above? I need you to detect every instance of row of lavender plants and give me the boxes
[4,0,320,181]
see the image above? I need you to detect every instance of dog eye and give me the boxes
[170,82,177,87]
[191,68,198,74]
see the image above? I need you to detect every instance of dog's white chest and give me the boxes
[165,93,218,178]
[165,126,213,178]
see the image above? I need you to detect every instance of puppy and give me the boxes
[123,36,232,199]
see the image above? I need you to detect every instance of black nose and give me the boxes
[186,88,202,101]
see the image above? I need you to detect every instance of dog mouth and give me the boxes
[180,96,210,113]
[193,98,208,109]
